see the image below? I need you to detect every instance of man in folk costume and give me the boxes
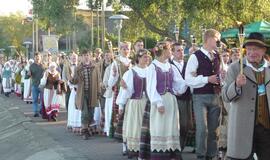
[107,41,132,154]
[169,43,193,151]
[222,32,270,160]
[62,52,74,112]
[69,50,101,140]
[185,29,222,159]
[102,51,114,136]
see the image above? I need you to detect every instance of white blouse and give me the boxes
[116,66,147,109]
[107,55,131,88]
[146,59,187,108]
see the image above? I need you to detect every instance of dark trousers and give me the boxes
[65,87,71,111]
[81,91,94,129]
[177,99,193,150]
[229,124,270,160]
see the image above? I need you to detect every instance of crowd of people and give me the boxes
[0,29,269,160]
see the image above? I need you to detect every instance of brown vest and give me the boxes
[255,70,270,129]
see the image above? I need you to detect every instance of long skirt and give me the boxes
[123,97,147,157]
[67,88,81,128]
[14,83,21,96]
[2,77,12,93]
[139,92,182,160]
[23,79,32,102]
[104,95,114,136]
[43,88,60,119]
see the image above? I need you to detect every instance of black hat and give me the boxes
[243,32,269,48]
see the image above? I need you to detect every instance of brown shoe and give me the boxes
[82,129,90,140]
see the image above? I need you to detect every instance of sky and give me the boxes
[0,0,32,15]
[0,0,89,16]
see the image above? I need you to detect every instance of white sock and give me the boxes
[122,143,127,152]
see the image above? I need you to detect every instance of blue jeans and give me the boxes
[192,94,221,158]
[32,85,41,114]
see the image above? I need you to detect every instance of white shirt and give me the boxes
[246,58,268,72]
[116,66,148,109]
[173,59,184,73]
[147,59,187,108]
[185,47,217,89]
[108,55,131,88]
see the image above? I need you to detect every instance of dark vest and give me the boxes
[153,63,173,95]
[169,59,191,100]
[193,50,220,94]
[130,69,146,99]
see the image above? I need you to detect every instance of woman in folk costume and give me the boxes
[41,62,62,121]
[2,61,12,97]
[139,42,187,160]
[14,62,23,97]
[22,59,34,103]
[107,41,132,154]
[116,49,150,158]
[66,53,82,134]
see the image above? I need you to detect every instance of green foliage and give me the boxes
[117,0,270,45]
[0,13,32,58]
[31,0,79,34]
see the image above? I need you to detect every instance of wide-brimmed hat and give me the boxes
[243,32,269,48]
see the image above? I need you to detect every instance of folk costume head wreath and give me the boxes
[135,49,150,64]
[155,42,170,57]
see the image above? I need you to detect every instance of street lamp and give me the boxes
[8,46,16,59]
[0,48,5,53]
[173,25,179,42]
[109,14,129,51]
[23,41,32,59]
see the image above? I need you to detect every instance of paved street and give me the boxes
[0,93,196,160]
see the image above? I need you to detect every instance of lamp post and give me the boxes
[0,48,5,54]
[173,25,179,42]
[23,41,32,59]
[8,46,16,59]
[109,14,129,51]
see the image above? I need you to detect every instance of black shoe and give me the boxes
[82,129,90,140]
[33,113,39,117]
[122,151,127,156]
[51,116,57,122]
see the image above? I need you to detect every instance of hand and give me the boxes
[236,74,246,87]
[44,71,48,77]
[158,106,165,114]
[220,70,227,80]
[208,74,219,84]
[120,80,127,89]
[119,109,124,115]
[112,65,117,77]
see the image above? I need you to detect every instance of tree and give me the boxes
[116,0,270,44]
[0,13,32,58]
[31,0,80,34]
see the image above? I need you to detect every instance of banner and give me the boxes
[42,35,59,54]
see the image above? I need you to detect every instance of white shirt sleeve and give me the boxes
[185,54,208,88]
[146,64,163,108]
[116,69,134,109]
[107,61,119,88]
[102,65,111,87]
[171,65,187,95]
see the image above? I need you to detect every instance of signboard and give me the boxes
[42,35,59,54]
